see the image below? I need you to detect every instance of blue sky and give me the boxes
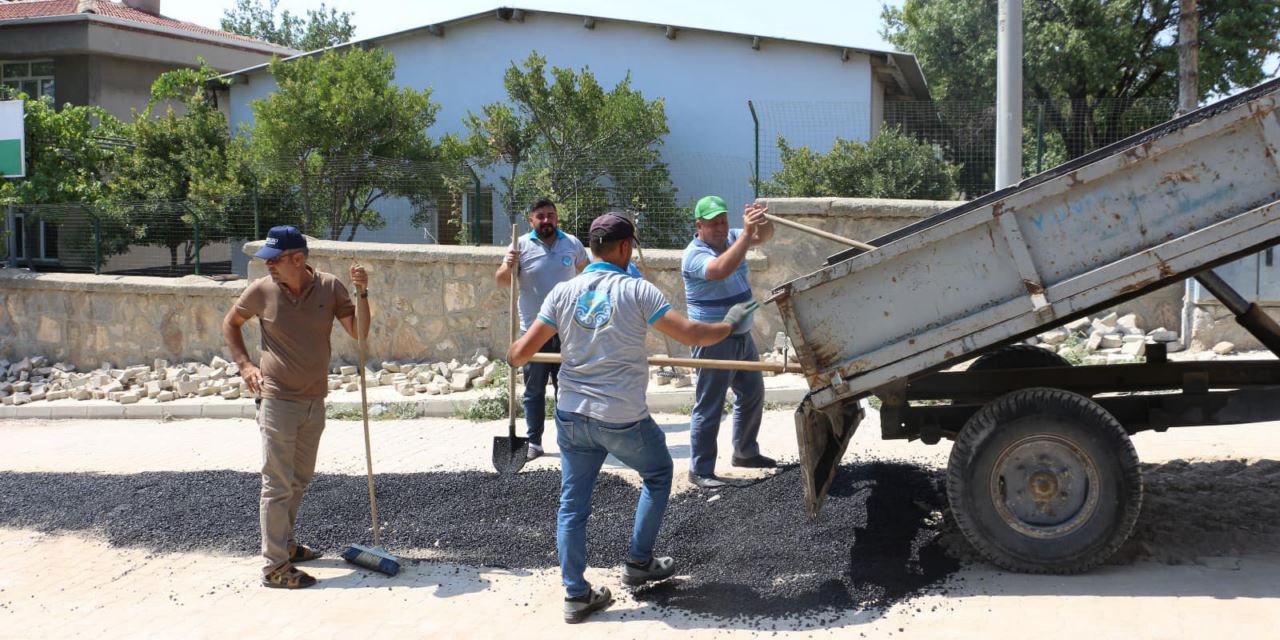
[166,0,906,52]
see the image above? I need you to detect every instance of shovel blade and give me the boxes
[492,435,530,474]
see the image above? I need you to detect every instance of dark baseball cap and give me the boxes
[254,225,307,259]
[589,212,635,244]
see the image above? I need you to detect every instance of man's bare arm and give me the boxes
[222,308,263,394]
[508,320,558,367]
[652,310,732,347]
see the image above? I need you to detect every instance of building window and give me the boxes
[1,60,55,100]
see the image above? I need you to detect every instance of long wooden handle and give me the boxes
[627,213,678,358]
[355,286,380,548]
[528,352,803,374]
[508,223,519,437]
[763,213,877,252]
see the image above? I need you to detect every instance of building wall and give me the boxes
[226,13,878,245]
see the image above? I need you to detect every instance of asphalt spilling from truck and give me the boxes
[0,462,958,619]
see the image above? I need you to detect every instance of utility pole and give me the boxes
[995,0,1023,190]
[1178,0,1199,115]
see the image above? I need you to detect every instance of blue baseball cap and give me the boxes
[254,225,307,259]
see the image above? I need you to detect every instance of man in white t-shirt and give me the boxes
[508,212,757,624]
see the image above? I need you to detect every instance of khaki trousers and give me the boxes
[258,397,325,575]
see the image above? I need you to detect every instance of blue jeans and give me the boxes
[522,334,560,446]
[555,409,673,598]
[689,333,764,477]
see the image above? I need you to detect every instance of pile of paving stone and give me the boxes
[1026,311,1236,364]
[0,349,503,406]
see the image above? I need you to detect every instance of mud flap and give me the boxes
[795,394,865,519]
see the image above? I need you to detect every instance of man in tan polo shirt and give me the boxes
[222,225,370,589]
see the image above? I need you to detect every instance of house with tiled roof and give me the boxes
[0,0,294,118]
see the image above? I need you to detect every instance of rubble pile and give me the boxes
[0,349,502,406]
[1025,311,1236,364]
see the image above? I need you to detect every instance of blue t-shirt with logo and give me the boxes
[537,262,671,423]
[515,230,589,331]
[681,228,753,332]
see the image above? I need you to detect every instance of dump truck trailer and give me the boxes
[771,78,1280,574]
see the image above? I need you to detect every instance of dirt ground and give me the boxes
[2,408,1279,639]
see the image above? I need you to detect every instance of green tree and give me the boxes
[250,47,444,240]
[464,52,682,246]
[107,63,252,268]
[762,128,959,200]
[0,87,123,268]
[221,0,355,51]
[882,0,1280,191]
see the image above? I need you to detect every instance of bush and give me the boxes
[762,127,960,200]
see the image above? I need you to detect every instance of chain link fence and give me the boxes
[752,98,1178,199]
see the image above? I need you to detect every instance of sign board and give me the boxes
[0,100,25,179]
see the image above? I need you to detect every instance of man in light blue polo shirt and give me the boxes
[495,197,590,460]
[681,195,777,488]
[508,212,756,624]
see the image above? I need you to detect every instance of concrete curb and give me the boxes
[0,385,810,421]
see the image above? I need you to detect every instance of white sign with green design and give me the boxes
[0,100,24,179]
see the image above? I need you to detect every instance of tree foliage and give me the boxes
[762,128,959,200]
[250,47,445,240]
[221,0,355,51]
[107,62,252,267]
[882,0,1280,190]
[464,52,682,246]
[0,88,120,205]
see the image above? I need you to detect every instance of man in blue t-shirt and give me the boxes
[508,212,756,624]
[681,195,777,488]
[495,197,590,460]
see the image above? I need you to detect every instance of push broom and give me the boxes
[341,283,401,576]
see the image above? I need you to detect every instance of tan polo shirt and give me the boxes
[234,267,355,401]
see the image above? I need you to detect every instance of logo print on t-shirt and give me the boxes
[561,255,572,267]
[573,290,612,329]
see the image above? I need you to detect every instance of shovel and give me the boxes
[493,223,529,474]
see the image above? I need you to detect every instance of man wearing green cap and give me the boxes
[681,196,776,488]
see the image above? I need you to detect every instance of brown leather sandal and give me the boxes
[262,566,317,589]
[289,544,322,563]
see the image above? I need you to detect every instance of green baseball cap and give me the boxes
[694,195,728,220]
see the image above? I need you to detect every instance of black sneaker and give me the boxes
[731,454,777,469]
[563,585,612,624]
[687,472,727,489]
[622,556,676,586]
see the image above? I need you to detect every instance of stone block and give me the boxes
[472,347,490,362]
[340,365,358,376]
[102,381,124,394]
[1099,333,1125,349]
[30,356,48,368]
[395,383,417,396]
[1083,355,1108,366]
[1117,313,1144,333]
[12,381,30,393]
[211,356,230,369]
[1148,328,1178,343]
[383,361,402,373]
[434,362,451,377]
[1064,318,1091,333]
[196,385,220,397]
[344,382,359,392]
[449,372,471,392]
[670,375,692,388]
[175,380,200,396]
[220,387,241,400]
[379,372,395,386]
[46,390,68,401]
[153,359,169,372]
[12,393,31,406]
[117,392,141,404]
[73,389,93,401]
[1212,341,1235,355]
[1038,329,1068,345]
[1121,335,1146,344]
[328,379,342,391]
[1120,340,1146,357]
[1085,333,1104,352]
[157,391,176,402]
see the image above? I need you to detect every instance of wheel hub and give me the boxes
[991,435,1100,538]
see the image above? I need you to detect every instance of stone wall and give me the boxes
[0,269,252,370]
[2,197,1234,371]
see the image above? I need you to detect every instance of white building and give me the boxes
[216,6,930,248]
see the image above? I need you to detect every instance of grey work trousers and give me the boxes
[257,397,326,575]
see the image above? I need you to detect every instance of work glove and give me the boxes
[723,300,760,334]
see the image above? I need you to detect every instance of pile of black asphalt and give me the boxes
[0,461,958,619]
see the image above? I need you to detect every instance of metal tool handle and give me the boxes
[354,284,380,548]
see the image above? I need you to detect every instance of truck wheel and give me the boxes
[947,388,1142,574]
[968,344,1071,371]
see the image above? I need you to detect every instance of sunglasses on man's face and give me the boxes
[264,250,299,266]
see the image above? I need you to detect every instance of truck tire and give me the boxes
[968,344,1071,371]
[946,388,1142,574]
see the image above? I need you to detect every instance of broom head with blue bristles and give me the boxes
[341,543,401,576]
